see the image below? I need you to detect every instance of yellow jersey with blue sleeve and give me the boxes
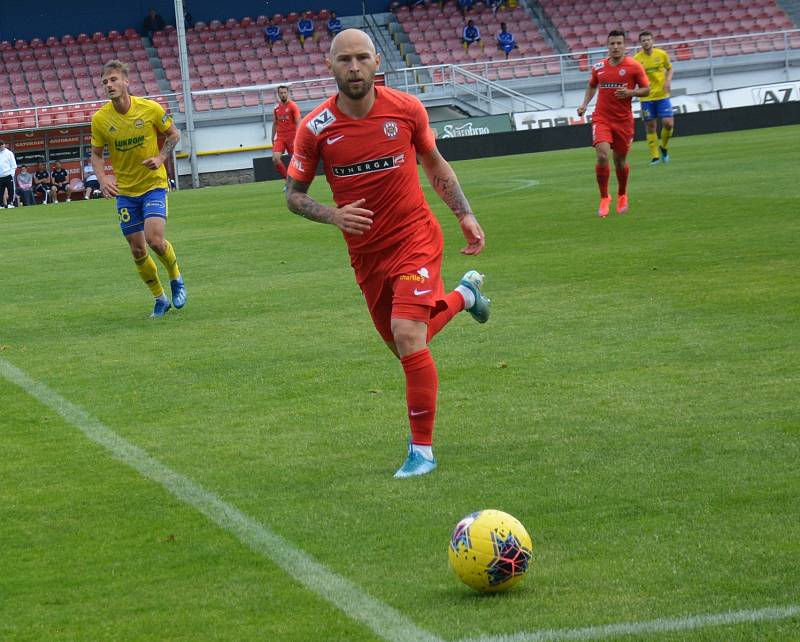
[633,47,672,102]
[91,96,172,196]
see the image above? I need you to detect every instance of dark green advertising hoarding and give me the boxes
[430,114,513,139]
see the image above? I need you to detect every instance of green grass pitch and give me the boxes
[1,125,798,641]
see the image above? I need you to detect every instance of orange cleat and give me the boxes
[616,194,629,214]
[598,196,611,217]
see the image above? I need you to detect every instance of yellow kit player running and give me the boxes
[91,60,186,317]
[634,31,674,165]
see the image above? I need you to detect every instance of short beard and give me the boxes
[336,75,374,100]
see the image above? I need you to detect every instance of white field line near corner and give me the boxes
[0,357,443,642]
[460,605,800,642]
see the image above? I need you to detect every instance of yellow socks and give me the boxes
[154,239,181,281]
[661,126,673,150]
[646,131,659,160]
[134,254,165,298]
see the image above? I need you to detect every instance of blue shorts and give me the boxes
[641,98,674,121]
[116,188,168,236]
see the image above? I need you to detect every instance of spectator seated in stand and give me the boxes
[142,8,166,39]
[327,12,343,37]
[16,165,35,206]
[264,18,283,49]
[51,160,71,202]
[462,19,483,50]
[458,0,474,17]
[82,155,102,199]
[497,22,518,59]
[486,0,503,15]
[296,12,316,47]
[33,161,56,204]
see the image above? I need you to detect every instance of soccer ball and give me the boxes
[448,509,533,592]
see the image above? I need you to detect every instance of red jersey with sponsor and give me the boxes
[274,100,301,140]
[589,56,649,124]
[289,85,437,253]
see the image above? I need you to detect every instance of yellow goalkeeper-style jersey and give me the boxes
[634,47,672,102]
[91,95,172,196]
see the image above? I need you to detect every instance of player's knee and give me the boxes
[146,236,166,254]
[272,155,281,166]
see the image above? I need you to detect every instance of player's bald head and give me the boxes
[329,28,377,58]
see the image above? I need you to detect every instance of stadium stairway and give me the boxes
[776,0,800,26]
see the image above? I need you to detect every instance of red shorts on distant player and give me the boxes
[592,119,634,155]
[273,137,294,155]
[350,217,445,342]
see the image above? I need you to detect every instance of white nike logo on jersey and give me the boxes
[327,135,344,145]
[414,288,432,296]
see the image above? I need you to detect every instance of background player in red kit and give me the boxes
[286,29,490,478]
[577,29,649,217]
[272,85,301,182]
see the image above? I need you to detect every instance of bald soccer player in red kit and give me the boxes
[286,29,491,478]
[578,29,649,217]
[272,85,301,182]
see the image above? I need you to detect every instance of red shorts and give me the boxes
[350,217,446,342]
[592,119,634,155]
[273,137,294,155]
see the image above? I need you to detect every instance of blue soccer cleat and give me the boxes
[394,443,438,479]
[459,270,491,323]
[151,297,172,318]
[170,276,187,309]
[659,146,670,164]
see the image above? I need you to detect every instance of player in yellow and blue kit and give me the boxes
[634,31,674,165]
[91,59,185,317]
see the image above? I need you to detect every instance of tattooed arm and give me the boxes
[419,147,485,255]
[142,123,180,170]
[286,177,374,235]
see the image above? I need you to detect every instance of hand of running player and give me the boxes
[141,155,165,170]
[614,88,631,99]
[100,176,119,198]
[333,199,374,235]
[459,213,485,255]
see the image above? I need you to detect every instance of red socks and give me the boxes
[595,164,610,197]
[275,160,287,179]
[400,348,438,446]
[616,163,629,195]
[427,290,465,342]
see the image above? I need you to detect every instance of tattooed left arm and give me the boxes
[419,147,485,255]
[143,124,181,170]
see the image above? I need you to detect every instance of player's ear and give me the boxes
[375,52,381,70]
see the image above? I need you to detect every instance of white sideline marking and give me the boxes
[0,357,442,642]
[461,605,800,642]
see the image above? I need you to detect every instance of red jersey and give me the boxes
[274,100,301,140]
[589,56,649,124]
[289,86,437,253]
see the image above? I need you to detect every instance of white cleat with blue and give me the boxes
[459,270,491,323]
[394,442,437,479]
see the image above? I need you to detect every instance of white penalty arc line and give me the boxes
[461,605,800,642]
[0,357,442,642]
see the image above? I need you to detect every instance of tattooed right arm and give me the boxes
[285,177,375,235]
[286,177,336,224]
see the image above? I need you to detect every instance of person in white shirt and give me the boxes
[82,155,102,199]
[0,140,17,208]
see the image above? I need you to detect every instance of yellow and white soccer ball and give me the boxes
[448,509,533,592]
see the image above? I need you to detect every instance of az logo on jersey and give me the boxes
[307,109,336,135]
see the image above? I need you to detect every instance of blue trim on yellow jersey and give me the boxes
[641,98,674,120]
[116,188,168,236]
